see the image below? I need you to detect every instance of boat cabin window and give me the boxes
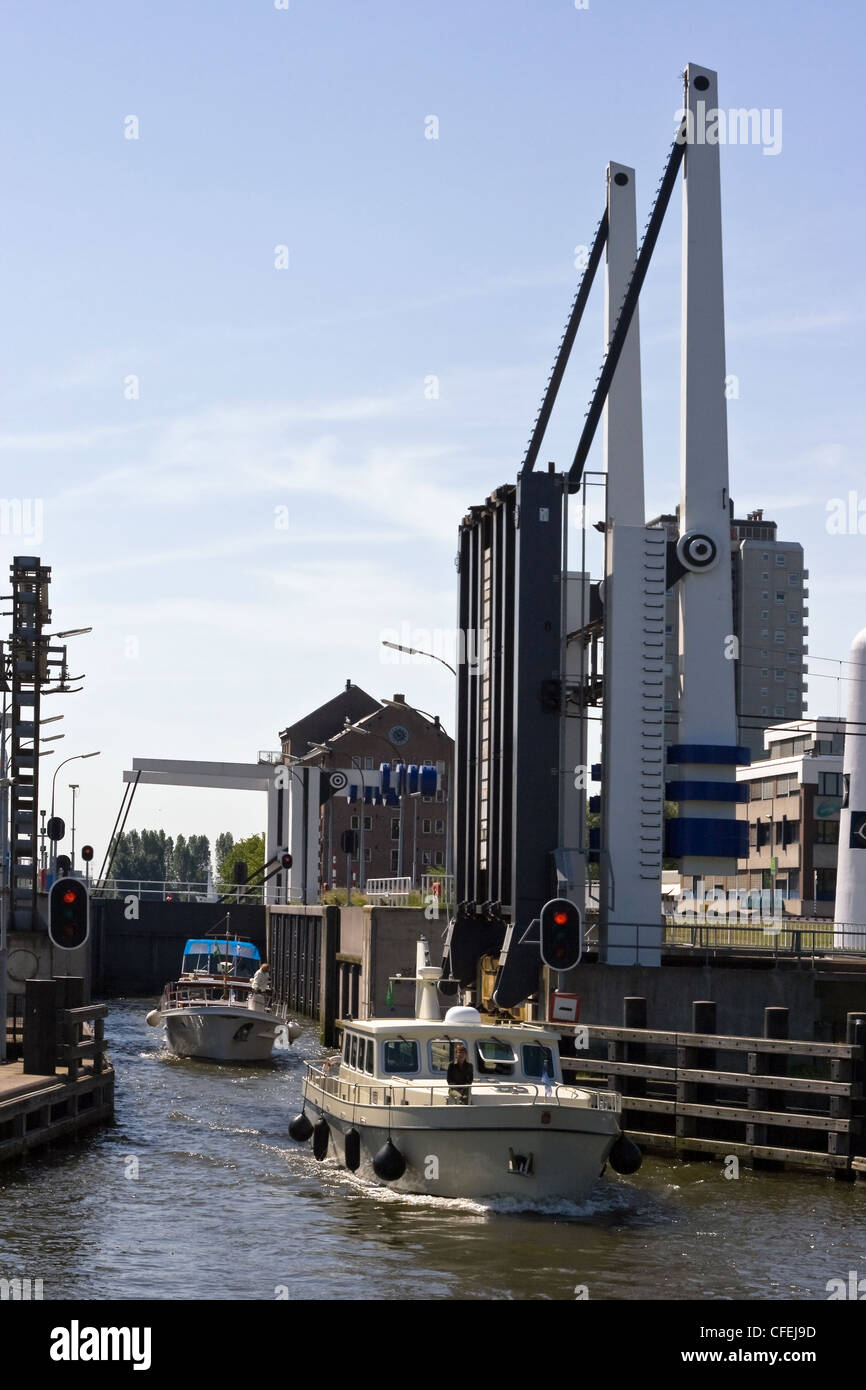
[522,1043,556,1080]
[475,1038,515,1076]
[382,1039,419,1074]
[428,1038,469,1072]
[362,1038,375,1074]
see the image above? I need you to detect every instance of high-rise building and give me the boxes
[649,504,808,763]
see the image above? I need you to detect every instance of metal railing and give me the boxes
[421,873,455,907]
[304,1061,621,1113]
[662,918,866,957]
[95,878,277,904]
[365,877,412,905]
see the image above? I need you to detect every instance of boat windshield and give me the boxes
[428,1038,469,1072]
[475,1037,515,1076]
[522,1042,556,1079]
[382,1039,419,1074]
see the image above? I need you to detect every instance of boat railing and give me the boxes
[162,981,253,1009]
[303,1062,621,1113]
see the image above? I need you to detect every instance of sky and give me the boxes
[0,0,864,871]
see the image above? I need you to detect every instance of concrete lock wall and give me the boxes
[567,961,819,1039]
[90,899,267,996]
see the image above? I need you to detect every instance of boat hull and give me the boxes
[161,1006,298,1062]
[303,1089,620,1201]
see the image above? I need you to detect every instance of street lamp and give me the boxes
[69,784,79,871]
[50,752,100,873]
[381,640,456,675]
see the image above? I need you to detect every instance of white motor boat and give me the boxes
[147,934,302,1063]
[290,940,640,1201]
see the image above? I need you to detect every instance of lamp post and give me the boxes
[50,752,100,874]
[69,784,79,871]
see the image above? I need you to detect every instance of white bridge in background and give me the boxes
[120,757,439,906]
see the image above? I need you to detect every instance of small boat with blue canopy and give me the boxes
[146,923,301,1062]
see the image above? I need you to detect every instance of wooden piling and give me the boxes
[22,979,57,1077]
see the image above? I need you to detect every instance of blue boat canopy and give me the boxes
[182,939,261,960]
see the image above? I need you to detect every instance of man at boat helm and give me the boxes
[249,962,270,1008]
[446,1042,473,1105]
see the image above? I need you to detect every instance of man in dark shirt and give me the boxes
[446,1042,473,1104]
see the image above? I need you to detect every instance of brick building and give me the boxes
[279,682,453,892]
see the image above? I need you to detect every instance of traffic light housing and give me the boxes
[280,852,293,869]
[48,877,90,950]
[340,830,359,856]
[81,845,94,863]
[539,897,582,972]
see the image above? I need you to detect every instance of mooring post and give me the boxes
[621,996,647,1101]
[54,977,85,1081]
[748,1005,788,1169]
[22,978,58,1077]
[843,1012,866,1163]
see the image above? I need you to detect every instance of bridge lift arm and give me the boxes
[569,119,687,486]
[521,210,608,475]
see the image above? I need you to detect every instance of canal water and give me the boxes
[0,999,862,1301]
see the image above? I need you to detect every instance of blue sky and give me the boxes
[1,0,864,865]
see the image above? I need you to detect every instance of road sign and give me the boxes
[549,991,581,1024]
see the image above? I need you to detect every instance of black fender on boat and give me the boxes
[608,1134,642,1175]
[372,1137,406,1181]
[344,1127,361,1172]
[312,1118,330,1161]
[289,1111,313,1142]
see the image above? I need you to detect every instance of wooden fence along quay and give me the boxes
[0,977,114,1165]
[558,999,866,1180]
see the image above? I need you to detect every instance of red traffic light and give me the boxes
[539,897,582,972]
[280,853,293,869]
[81,844,94,862]
[48,876,89,950]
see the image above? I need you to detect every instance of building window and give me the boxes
[436,760,446,775]
[434,819,445,834]
[774,632,785,644]
[761,779,774,799]
[788,651,800,663]
[790,572,800,584]
[775,592,785,602]
[782,820,799,845]
[761,553,769,562]
[760,705,769,715]
[818,772,842,797]
[364,756,374,770]
[761,668,769,678]
[788,612,799,624]
[435,789,445,803]
[390,818,400,841]
[787,690,799,702]
[775,554,786,566]
[774,669,785,682]
[773,705,785,716]
[760,687,768,697]
[761,628,769,638]
[390,849,400,871]
[351,815,372,831]
[364,848,371,863]
[815,821,839,844]
[760,610,769,619]
[421,850,432,866]
[757,821,771,847]
[434,850,444,867]
[761,572,769,581]
[665,623,673,634]
[422,818,432,834]
[815,868,836,902]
